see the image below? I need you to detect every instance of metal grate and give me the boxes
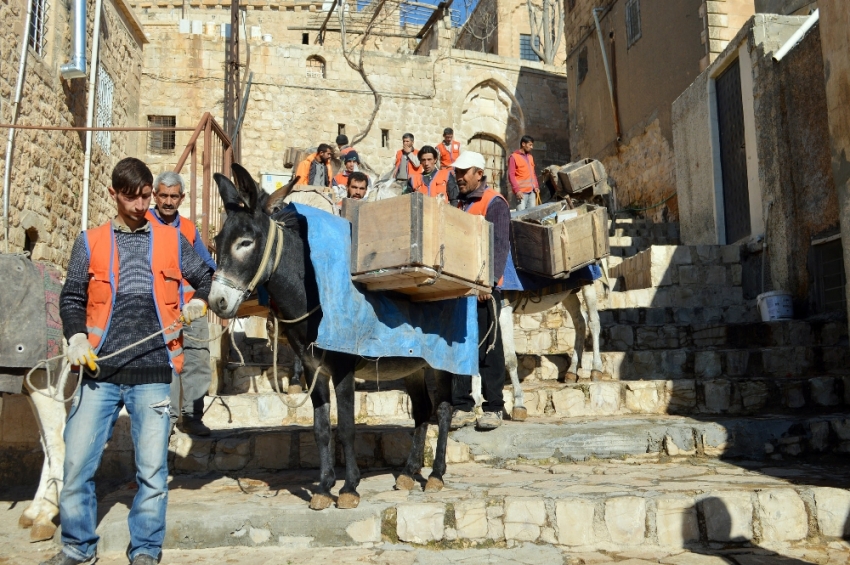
[716,59,751,244]
[148,116,176,154]
[625,0,642,47]
[306,56,325,78]
[519,34,541,62]
[95,65,114,155]
[813,239,847,313]
[28,0,49,56]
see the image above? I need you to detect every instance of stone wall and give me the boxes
[0,0,146,265]
[700,0,756,70]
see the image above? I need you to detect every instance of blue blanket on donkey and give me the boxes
[285,203,479,376]
[500,251,602,293]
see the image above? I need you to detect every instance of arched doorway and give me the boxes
[467,134,507,199]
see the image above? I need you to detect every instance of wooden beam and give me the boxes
[415,0,451,39]
[315,0,338,44]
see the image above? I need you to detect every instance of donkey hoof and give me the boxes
[309,494,334,511]
[337,492,360,509]
[18,514,34,529]
[288,384,303,395]
[559,372,578,384]
[30,523,57,542]
[424,477,444,492]
[511,407,528,422]
[395,474,416,491]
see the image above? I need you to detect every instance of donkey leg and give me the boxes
[426,370,454,492]
[332,361,361,509]
[471,375,484,408]
[499,302,526,421]
[395,371,432,492]
[581,285,606,380]
[563,292,586,382]
[307,364,335,510]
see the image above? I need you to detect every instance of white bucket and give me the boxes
[757,290,793,321]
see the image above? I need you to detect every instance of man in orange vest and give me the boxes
[391,133,421,193]
[295,143,333,187]
[408,145,458,205]
[336,134,353,158]
[436,127,461,169]
[450,151,510,431]
[50,158,213,565]
[147,171,217,437]
[332,151,371,199]
[508,135,539,211]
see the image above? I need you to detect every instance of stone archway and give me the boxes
[467,134,508,197]
[460,80,524,154]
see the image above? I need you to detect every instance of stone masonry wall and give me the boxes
[0,0,145,266]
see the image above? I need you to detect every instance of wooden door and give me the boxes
[467,134,508,199]
[716,59,751,244]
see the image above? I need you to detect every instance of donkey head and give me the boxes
[208,163,273,318]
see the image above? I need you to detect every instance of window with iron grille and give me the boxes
[812,238,846,314]
[625,0,642,47]
[28,0,49,57]
[577,45,588,84]
[95,65,114,155]
[148,116,176,154]
[381,129,389,148]
[519,34,541,62]
[306,56,325,78]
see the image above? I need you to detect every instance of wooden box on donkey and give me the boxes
[342,193,493,302]
[511,202,610,278]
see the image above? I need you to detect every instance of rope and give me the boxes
[269,314,324,409]
[477,295,499,354]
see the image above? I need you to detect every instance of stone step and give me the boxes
[599,284,746,310]
[52,458,850,556]
[608,245,741,292]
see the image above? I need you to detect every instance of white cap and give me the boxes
[452,151,486,170]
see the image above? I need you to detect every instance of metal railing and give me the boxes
[173,112,233,248]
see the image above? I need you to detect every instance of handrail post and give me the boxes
[202,116,213,246]
[190,144,197,225]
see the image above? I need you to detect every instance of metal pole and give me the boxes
[592,8,621,141]
[81,0,105,231]
[2,0,34,253]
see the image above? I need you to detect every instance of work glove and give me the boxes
[67,333,98,371]
[181,298,208,325]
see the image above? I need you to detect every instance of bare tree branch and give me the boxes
[526,0,562,65]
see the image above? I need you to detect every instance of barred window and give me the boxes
[625,0,642,47]
[29,0,49,56]
[96,65,114,155]
[577,46,588,84]
[519,34,541,62]
[148,116,176,154]
[306,56,325,78]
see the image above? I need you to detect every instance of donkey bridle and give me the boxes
[212,218,286,302]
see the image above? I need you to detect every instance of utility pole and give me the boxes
[224,0,241,162]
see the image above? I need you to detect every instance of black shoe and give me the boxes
[39,551,95,565]
[177,417,211,436]
[130,554,158,565]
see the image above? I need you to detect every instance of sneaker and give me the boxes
[450,409,476,429]
[39,551,95,565]
[130,554,158,565]
[177,417,211,436]
[477,411,503,430]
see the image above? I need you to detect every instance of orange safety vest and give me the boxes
[146,209,199,302]
[295,153,333,187]
[84,221,185,374]
[394,149,422,178]
[410,168,451,201]
[437,141,461,168]
[459,187,507,286]
[510,150,538,193]
[333,171,350,188]
[339,146,354,157]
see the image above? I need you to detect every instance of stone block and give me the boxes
[213,437,251,471]
[252,432,291,469]
[504,497,546,541]
[720,245,740,263]
[725,350,750,376]
[605,497,646,545]
[381,430,413,466]
[636,326,679,349]
[397,503,445,543]
[757,489,807,542]
[486,503,505,541]
[552,388,588,417]
[589,382,622,414]
[782,381,807,409]
[739,381,768,411]
[661,350,688,378]
[701,492,753,542]
[694,351,721,379]
[366,390,404,418]
[556,498,595,546]
[300,432,334,468]
[171,434,213,472]
[656,496,699,547]
[667,380,697,411]
[703,380,731,413]
[830,418,850,441]
[609,325,634,349]
[808,420,830,452]
[813,487,850,537]
[455,499,488,539]
[811,377,839,407]
[257,394,287,423]
[346,515,381,543]
[625,382,665,414]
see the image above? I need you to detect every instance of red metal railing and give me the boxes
[173,112,232,248]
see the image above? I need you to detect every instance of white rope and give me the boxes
[269,315,324,409]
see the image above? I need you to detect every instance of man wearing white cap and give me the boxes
[449,151,510,430]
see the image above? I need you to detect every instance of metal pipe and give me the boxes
[3,0,35,253]
[81,0,105,231]
[592,7,621,141]
[773,8,819,62]
[60,0,88,79]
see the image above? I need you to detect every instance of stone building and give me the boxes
[0,0,147,267]
[130,0,570,203]
[673,12,839,316]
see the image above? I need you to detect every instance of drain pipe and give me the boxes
[60,0,88,79]
[81,0,105,231]
[2,0,35,253]
[592,7,621,141]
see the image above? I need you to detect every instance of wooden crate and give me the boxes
[511,203,610,278]
[557,159,609,195]
[345,193,493,300]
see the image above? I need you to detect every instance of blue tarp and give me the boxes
[286,203,480,376]
[500,251,602,293]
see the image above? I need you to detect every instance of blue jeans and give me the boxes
[515,191,537,211]
[60,379,171,562]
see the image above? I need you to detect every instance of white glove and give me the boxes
[67,333,98,371]
[181,298,208,325]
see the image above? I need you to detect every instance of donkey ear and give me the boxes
[214,173,246,210]
[263,174,300,215]
[231,163,260,211]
